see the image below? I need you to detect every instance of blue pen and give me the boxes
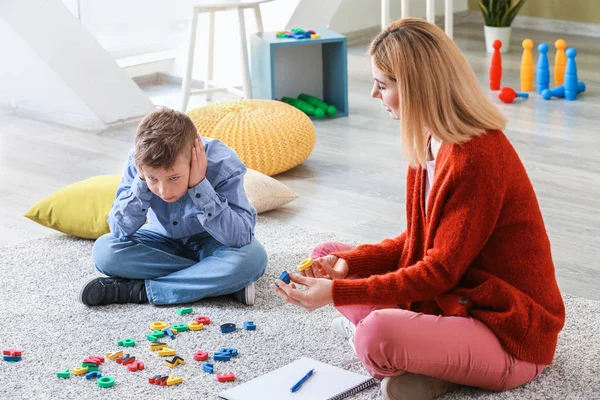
[290,368,315,393]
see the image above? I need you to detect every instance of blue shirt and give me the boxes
[108,138,256,248]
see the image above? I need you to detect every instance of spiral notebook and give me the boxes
[219,357,376,400]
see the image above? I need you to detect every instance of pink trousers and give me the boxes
[312,242,547,391]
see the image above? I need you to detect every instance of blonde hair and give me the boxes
[369,18,507,167]
[135,108,198,169]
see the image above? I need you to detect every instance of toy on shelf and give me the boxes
[554,39,567,86]
[498,87,528,104]
[536,43,550,94]
[281,97,325,119]
[489,40,502,91]
[299,93,337,117]
[520,39,534,92]
[276,28,319,39]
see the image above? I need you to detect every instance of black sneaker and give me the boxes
[79,276,148,306]
[231,282,255,306]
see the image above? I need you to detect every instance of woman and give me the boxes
[271,18,565,400]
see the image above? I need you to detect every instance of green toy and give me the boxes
[56,369,70,379]
[281,97,325,119]
[146,333,159,342]
[98,376,115,388]
[176,307,193,315]
[117,338,135,347]
[171,323,189,332]
[298,93,337,117]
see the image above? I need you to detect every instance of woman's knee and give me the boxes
[354,310,413,371]
[311,242,354,259]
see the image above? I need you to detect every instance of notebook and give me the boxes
[219,357,377,400]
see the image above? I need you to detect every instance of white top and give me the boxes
[424,137,441,213]
[425,159,436,212]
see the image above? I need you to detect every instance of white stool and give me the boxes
[180,0,273,111]
[381,0,454,40]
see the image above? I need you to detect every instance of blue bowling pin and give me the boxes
[564,48,578,101]
[536,43,549,94]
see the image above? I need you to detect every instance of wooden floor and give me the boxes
[1,23,599,300]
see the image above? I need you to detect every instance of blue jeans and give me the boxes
[92,229,268,305]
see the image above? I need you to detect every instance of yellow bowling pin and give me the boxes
[554,39,567,86]
[521,39,534,92]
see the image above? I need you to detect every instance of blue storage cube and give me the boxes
[250,29,348,117]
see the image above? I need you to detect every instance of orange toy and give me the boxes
[554,39,567,86]
[520,39,534,91]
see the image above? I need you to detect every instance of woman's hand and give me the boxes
[270,273,333,311]
[301,255,349,280]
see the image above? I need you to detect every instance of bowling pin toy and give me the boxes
[554,39,567,86]
[564,48,579,101]
[541,81,586,100]
[489,40,502,91]
[498,87,529,104]
[536,43,550,94]
[520,39,534,92]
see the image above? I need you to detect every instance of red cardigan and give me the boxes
[332,130,565,365]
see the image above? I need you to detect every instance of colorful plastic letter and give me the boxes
[176,307,193,315]
[56,369,70,379]
[188,321,204,331]
[217,372,236,382]
[117,338,135,347]
[194,350,209,361]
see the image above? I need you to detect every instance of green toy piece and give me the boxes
[176,307,193,315]
[298,93,337,117]
[171,323,189,332]
[85,365,100,372]
[152,330,166,337]
[276,33,288,38]
[290,28,305,33]
[98,376,115,388]
[146,333,159,342]
[56,369,70,379]
[281,97,325,119]
[117,338,135,347]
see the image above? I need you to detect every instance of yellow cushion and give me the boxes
[24,175,120,240]
[24,171,297,239]
[188,99,316,176]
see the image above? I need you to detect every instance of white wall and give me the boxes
[0,0,155,130]
[0,17,99,127]
[330,0,469,33]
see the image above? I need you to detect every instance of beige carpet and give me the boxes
[1,216,598,399]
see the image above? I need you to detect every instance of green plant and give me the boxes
[477,0,527,27]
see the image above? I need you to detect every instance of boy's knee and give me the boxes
[92,234,119,275]
[246,239,268,274]
[234,239,267,280]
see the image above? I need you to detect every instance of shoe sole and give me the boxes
[245,282,255,306]
[381,374,459,400]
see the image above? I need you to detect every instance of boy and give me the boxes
[79,108,267,306]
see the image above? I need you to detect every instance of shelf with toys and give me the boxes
[250,28,348,118]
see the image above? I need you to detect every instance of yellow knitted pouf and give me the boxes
[188,99,316,176]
